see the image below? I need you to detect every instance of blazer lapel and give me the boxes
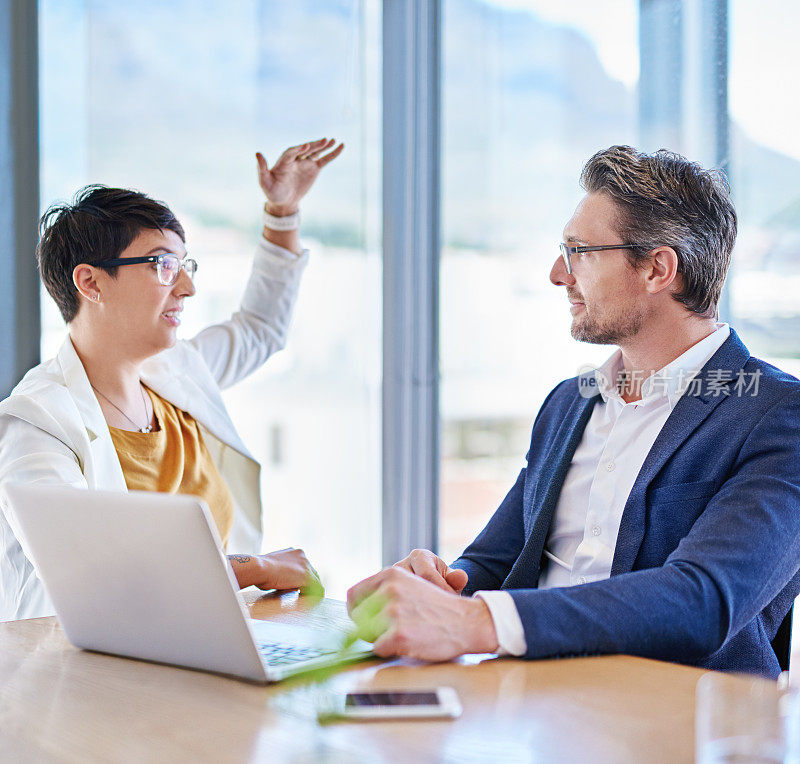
[56,337,127,490]
[610,329,751,574]
[502,386,600,590]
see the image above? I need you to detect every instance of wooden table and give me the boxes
[0,591,710,763]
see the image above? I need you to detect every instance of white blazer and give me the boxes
[0,236,308,621]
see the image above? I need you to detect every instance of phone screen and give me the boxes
[345,691,439,707]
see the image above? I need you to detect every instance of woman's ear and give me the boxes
[72,264,102,304]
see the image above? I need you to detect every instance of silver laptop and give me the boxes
[3,484,373,683]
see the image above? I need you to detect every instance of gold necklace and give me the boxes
[90,382,153,433]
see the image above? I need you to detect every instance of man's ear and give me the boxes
[72,264,103,304]
[644,246,680,296]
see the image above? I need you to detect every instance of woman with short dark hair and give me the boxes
[0,138,343,620]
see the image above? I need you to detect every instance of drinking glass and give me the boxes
[696,672,785,763]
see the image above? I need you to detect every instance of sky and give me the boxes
[488,0,640,86]
[489,0,800,163]
[729,0,800,162]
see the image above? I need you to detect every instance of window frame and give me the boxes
[1,0,40,399]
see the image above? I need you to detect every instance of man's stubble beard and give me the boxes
[570,302,647,345]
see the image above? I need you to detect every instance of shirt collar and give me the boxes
[594,323,731,407]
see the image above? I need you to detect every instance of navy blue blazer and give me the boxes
[452,329,800,677]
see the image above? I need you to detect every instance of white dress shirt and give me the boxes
[477,323,731,655]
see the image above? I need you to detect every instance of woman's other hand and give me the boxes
[227,549,323,595]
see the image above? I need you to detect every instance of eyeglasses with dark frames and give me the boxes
[559,242,639,275]
[94,253,198,287]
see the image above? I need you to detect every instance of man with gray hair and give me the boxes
[348,146,800,677]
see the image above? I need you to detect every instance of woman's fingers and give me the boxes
[315,142,344,167]
[304,138,336,160]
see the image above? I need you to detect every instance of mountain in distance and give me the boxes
[40,0,800,253]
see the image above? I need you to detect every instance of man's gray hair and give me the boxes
[580,146,737,318]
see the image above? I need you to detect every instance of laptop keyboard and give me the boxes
[256,641,333,667]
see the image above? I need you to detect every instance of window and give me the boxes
[36,1,800,593]
[728,0,800,378]
[39,0,382,597]
[439,0,638,561]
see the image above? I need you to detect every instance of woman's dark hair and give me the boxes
[580,146,737,318]
[38,184,185,323]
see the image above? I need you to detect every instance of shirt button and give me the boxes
[606,462,615,472]
[578,576,587,584]
[592,526,601,536]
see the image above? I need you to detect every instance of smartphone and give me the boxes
[317,687,462,722]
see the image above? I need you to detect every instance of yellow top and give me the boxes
[108,387,235,547]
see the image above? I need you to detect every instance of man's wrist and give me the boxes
[464,596,499,653]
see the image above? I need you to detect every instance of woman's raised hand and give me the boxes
[256,138,344,214]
